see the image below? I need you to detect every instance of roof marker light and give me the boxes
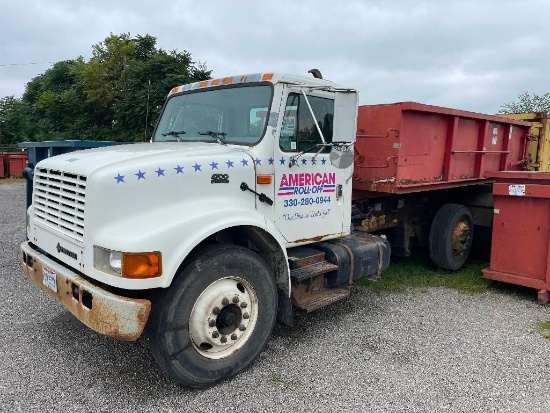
[262,73,274,81]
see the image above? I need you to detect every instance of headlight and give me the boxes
[108,251,122,273]
[94,246,162,279]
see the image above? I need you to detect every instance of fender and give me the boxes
[90,198,290,292]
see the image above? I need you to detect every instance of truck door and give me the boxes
[273,87,352,243]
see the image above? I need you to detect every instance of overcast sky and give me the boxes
[1,0,549,113]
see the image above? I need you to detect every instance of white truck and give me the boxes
[20,72,391,387]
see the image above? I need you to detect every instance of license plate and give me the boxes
[42,265,58,293]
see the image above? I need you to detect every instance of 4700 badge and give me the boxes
[283,196,332,207]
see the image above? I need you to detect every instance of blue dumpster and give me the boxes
[18,140,129,209]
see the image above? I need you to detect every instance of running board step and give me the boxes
[288,246,326,269]
[296,287,350,313]
[290,261,339,282]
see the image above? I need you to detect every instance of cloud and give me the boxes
[1,0,550,113]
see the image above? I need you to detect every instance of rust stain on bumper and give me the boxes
[21,242,151,341]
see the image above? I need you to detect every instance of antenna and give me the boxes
[144,79,151,142]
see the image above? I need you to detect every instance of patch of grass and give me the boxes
[537,321,550,339]
[0,176,25,184]
[357,250,489,294]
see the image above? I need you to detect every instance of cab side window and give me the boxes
[279,93,334,152]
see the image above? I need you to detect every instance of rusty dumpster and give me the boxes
[354,102,532,194]
[499,112,550,172]
[0,153,6,178]
[482,171,550,303]
[7,153,27,177]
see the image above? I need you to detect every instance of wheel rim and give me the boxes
[189,277,258,359]
[451,219,472,260]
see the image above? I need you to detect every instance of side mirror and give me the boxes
[329,145,354,169]
[332,91,358,144]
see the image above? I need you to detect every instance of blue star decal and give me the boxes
[226,159,234,168]
[209,161,219,170]
[193,163,202,171]
[321,158,327,165]
[135,170,146,180]
[301,158,307,165]
[311,158,317,165]
[291,158,298,165]
[156,167,165,177]
[255,158,262,165]
[174,165,184,174]
[279,157,285,165]
[114,174,125,184]
[268,157,274,165]
[241,159,249,167]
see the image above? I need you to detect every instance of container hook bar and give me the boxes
[356,128,399,139]
[451,150,511,154]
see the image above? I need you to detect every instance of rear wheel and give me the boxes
[147,245,277,388]
[429,203,473,270]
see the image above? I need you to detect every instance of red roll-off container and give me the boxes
[0,153,6,178]
[353,102,532,194]
[7,153,28,177]
[482,171,550,303]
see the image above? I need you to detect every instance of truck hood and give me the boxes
[36,142,251,176]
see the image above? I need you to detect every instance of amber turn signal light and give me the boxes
[257,175,273,185]
[122,252,162,279]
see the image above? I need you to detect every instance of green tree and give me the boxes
[500,92,550,114]
[77,33,211,141]
[115,46,210,141]
[23,58,90,140]
[0,96,31,145]
[2,33,211,143]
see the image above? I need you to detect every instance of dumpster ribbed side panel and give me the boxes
[354,102,532,194]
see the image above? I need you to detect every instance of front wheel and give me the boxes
[429,203,473,271]
[146,245,278,388]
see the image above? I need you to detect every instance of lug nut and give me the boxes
[220,336,227,343]
[231,334,238,340]
[213,307,220,315]
[212,331,219,338]
[222,298,229,306]
[243,312,250,319]
[232,296,239,303]
[240,302,248,309]
[209,319,216,327]
[239,324,246,331]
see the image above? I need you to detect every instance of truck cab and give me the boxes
[20,72,389,387]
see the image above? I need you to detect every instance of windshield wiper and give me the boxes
[161,130,186,141]
[198,131,227,145]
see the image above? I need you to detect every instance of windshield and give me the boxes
[153,84,272,145]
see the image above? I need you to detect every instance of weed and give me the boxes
[537,321,550,339]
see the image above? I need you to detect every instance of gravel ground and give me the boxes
[2,180,550,412]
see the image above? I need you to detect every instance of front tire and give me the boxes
[146,245,278,388]
[429,204,473,271]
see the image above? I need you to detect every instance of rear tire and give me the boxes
[429,204,473,271]
[146,245,277,388]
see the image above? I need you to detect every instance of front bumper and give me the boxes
[20,241,151,341]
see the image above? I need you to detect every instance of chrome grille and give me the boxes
[34,167,86,242]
